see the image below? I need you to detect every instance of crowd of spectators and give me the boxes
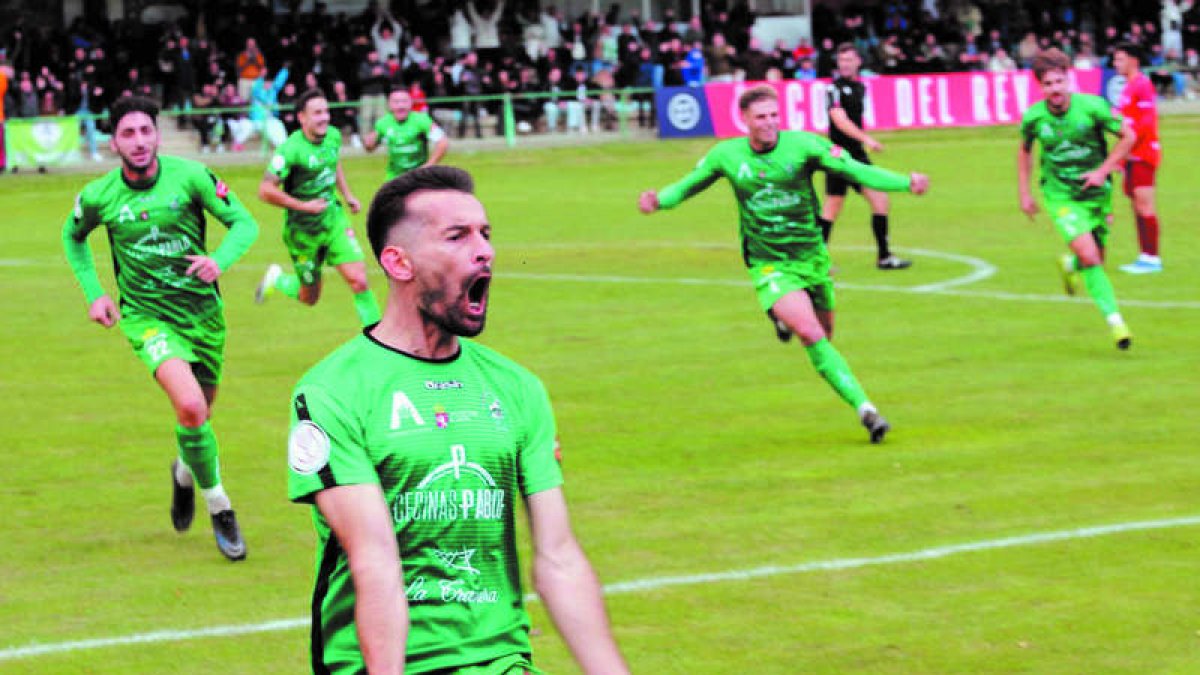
[807,0,1200,94]
[1,1,1199,157]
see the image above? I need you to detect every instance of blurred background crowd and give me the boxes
[2,0,1197,152]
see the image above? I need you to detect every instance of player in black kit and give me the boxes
[818,43,912,270]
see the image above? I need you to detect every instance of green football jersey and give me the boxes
[656,130,911,265]
[267,127,345,233]
[1020,94,1122,203]
[288,334,564,674]
[375,112,437,179]
[62,155,258,324]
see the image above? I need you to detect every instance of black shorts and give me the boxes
[825,146,870,197]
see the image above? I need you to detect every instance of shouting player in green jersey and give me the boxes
[364,89,449,181]
[638,85,928,443]
[288,166,628,674]
[1017,49,1136,349]
[255,88,381,327]
[62,96,256,561]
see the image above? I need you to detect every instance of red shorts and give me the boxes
[1123,161,1156,196]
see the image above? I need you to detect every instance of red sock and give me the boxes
[1137,215,1160,257]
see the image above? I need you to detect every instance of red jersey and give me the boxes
[1117,73,1161,166]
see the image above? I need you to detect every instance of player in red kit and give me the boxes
[1112,43,1163,274]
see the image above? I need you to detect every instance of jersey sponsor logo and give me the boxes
[308,154,320,168]
[432,548,481,575]
[425,380,464,390]
[737,162,753,180]
[392,445,506,524]
[288,420,331,475]
[118,205,136,223]
[404,576,500,604]
[129,226,192,261]
[391,390,427,428]
[745,185,802,216]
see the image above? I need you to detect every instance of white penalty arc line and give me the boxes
[3,514,1199,662]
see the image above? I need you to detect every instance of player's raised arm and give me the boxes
[528,487,629,675]
[815,140,922,194]
[640,152,723,214]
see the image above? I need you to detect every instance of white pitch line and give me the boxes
[502,271,1200,310]
[3,514,1199,662]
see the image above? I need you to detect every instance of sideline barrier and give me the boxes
[656,69,1104,138]
[3,87,658,168]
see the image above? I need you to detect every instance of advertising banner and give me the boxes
[656,86,716,138]
[658,69,1103,138]
[5,116,82,168]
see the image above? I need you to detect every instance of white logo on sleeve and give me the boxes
[288,420,331,475]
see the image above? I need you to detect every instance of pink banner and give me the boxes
[706,69,1103,138]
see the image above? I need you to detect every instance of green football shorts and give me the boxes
[120,309,226,385]
[283,207,366,286]
[1047,200,1111,247]
[749,257,835,313]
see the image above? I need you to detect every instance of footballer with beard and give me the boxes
[286,166,629,675]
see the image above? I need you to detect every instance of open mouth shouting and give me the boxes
[464,270,491,319]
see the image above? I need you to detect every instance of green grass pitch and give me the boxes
[2,118,1199,673]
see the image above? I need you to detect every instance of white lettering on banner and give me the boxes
[862,82,876,128]
[917,77,935,125]
[994,73,1011,122]
[895,79,915,127]
[730,83,749,134]
[936,78,955,124]
[810,81,829,131]
[784,82,805,129]
[971,75,991,122]
[1012,72,1032,112]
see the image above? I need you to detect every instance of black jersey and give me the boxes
[826,76,867,151]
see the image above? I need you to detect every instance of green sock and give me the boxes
[803,338,870,410]
[176,422,221,490]
[353,289,382,326]
[1080,265,1120,319]
[274,272,301,299]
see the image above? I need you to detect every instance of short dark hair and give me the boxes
[1112,42,1143,63]
[738,84,777,111]
[836,42,858,56]
[110,95,159,129]
[295,88,326,114]
[367,166,476,260]
[1031,48,1071,81]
